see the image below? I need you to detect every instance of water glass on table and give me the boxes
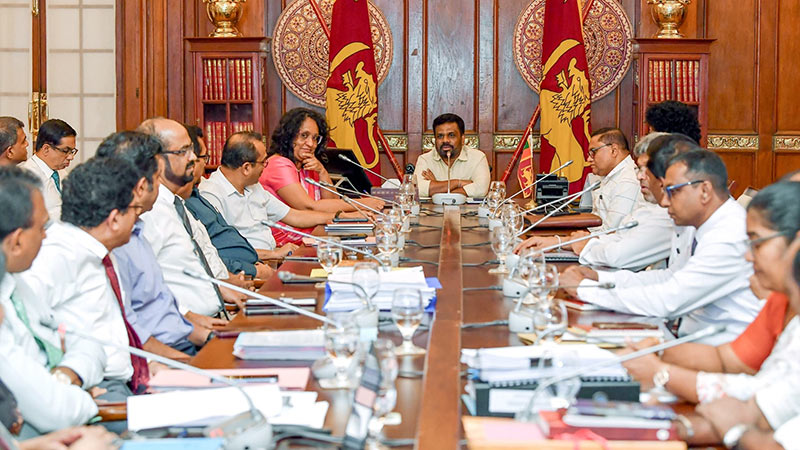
[391,288,426,356]
[317,238,342,274]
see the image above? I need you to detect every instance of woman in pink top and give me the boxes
[260,108,384,245]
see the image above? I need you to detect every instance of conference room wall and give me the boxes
[115,0,799,195]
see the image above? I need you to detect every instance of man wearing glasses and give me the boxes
[19,119,78,220]
[561,149,761,345]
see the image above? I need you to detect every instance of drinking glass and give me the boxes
[526,263,559,304]
[533,299,568,342]
[366,339,399,447]
[489,180,506,199]
[485,189,504,216]
[497,203,524,235]
[317,238,342,274]
[352,262,380,309]
[385,207,404,234]
[320,314,360,389]
[391,288,426,356]
[488,226,514,274]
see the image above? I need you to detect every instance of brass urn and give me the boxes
[204,0,246,38]
[647,0,691,39]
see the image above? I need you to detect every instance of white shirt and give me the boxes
[18,154,63,220]
[774,415,800,450]
[577,198,762,345]
[756,376,800,430]
[590,155,647,231]
[413,146,491,198]
[695,317,800,403]
[17,222,133,381]
[139,184,222,316]
[0,275,101,433]
[579,202,674,270]
[199,169,291,251]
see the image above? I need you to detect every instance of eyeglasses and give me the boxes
[197,154,211,163]
[744,231,791,250]
[587,143,611,158]
[296,131,323,145]
[250,155,268,166]
[162,144,195,157]
[52,145,78,156]
[664,179,706,199]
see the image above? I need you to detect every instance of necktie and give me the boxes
[101,255,149,393]
[691,238,698,256]
[51,171,62,194]
[173,196,229,319]
[9,292,63,369]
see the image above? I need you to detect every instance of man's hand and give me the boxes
[276,243,299,258]
[148,361,170,376]
[559,265,598,297]
[567,230,591,254]
[51,366,82,387]
[513,236,560,254]
[220,285,247,310]
[66,426,119,450]
[421,169,437,182]
[225,272,254,290]
[185,310,228,329]
[187,323,212,346]
[255,262,275,280]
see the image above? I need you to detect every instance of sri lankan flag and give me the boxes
[325,0,382,185]
[517,135,535,198]
[538,0,592,193]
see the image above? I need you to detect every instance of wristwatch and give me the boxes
[52,368,73,385]
[653,364,670,389]
[723,423,749,449]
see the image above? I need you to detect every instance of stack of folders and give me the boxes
[244,297,316,316]
[323,221,375,235]
[233,329,325,361]
[460,345,639,417]
[324,266,437,312]
[537,399,678,440]
[560,322,665,346]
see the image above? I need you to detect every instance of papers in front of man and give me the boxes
[324,266,436,312]
[127,384,329,431]
[233,329,325,361]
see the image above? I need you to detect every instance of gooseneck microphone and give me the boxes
[313,179,401,207]
[338,154,397,186]
[278,271,374,311]
[305,178,385,218]
[537,220,639,254]
[515,180,601,237]
[514,324,728,422]
[261,220,387,269]
[40,318,272,450]
[500,160,574,206]
[182,268,341,328]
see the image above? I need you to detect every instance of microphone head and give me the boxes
[563,160,574,168]
[599,282,615,289]
[588,180,602,190]
[338,153,352,163]
[277,271,294,282]
[39,315,58,330]
[304,177,320,186]
[261,219,277,228]
[623,221,639,230]
[182,268,209,280]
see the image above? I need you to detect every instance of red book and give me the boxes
[538,410,679,441]
[246,59,252,99]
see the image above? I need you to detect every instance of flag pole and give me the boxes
[499,0,596,183]
[308,0,405,180]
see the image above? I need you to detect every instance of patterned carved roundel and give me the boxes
[272,0,393,107]
[513,0,634,100]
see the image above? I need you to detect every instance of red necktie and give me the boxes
[102,255,149,393]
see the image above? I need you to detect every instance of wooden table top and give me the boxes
[186,204,687,449]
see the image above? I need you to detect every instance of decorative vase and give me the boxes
[647,0,691,39]
[204,0,246,38]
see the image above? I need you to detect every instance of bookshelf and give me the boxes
[186,37,270,170]
[632,38,714,147]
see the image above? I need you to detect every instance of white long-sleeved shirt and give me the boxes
[756,376,800,430]
[18,154,63,220]
[198,169,291,251]
[412,146,490,198]
[577,198,762,345]
[139,184,222,316]
[17,222,133,381]
[579,202,674,270]
[774,415,800,449]
[589,155,647,231]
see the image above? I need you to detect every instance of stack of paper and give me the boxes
[324,222,375,235]
[323,266,437,312]
[461,344,627,383]
[233,329,325,361]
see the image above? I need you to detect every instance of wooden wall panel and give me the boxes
[774,153,800,180]
[374,0,407,133]
[776,0,800,133]
[424,0,479,132]
[494,0,537,133]
[705,0,757,133]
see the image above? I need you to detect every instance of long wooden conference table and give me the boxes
[188,204,686,449]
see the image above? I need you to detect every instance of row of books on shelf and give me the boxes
[203,121,254,166]
[647,59,700,104]
[202,58,253,101]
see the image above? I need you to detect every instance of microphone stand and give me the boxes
[514,324,727,422]
[431,149,467,205]
[499,160,575,207]
[514,181,601,238]
[314,179,401,208]
[306,178,386,218]
[338,154,397,187]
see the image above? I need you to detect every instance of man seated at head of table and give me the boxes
[560,148,762,344]
[671,236,800,449]
[96,131,213,359]
[198,131,365,255]
[19,157,153,404]
[0,167,105,436]
[412,113,490,198]
[620,181,800,407]
[182,125,275,281]
[515,132,678,270]
[135,117,247,321]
